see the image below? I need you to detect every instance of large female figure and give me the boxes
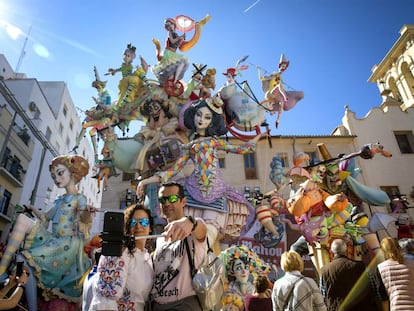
[137,98,264,245]
[90,204,154,311]
[0,155,92,309]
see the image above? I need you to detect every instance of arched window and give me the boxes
[389,77,403,102]
[401,62,414,98]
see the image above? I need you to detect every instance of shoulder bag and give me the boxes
[185,237,226,311]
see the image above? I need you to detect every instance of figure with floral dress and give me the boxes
[0,155,93,310]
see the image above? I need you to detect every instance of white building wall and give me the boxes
[340,101,414,201]
[0,55,101,237]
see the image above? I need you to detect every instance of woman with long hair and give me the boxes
[90,204,154,311]
[376,237,414,310]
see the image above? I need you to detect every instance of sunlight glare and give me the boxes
[33,43,50,58]
[5,23,22,40]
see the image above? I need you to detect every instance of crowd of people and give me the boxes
[2,177,413,310]
[0,109,413,311]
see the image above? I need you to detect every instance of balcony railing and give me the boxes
[0,155,25,186]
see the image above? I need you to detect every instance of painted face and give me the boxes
[147,102,168,129]
[231,259,249,284]
[158,185,186,222]
[226,74,235,84]
[311,164,326,184]
[123,51,134,64]
[129,209,151,237]
[50,164,72,188]
[325,164,342,190]
[194,106,213,132]
[164,20,175,31]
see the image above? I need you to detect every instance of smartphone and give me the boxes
[102,211,124,256]
[103,211,124,233]
[16,261,24,277]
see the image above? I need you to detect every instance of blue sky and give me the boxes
[1,0,413,136]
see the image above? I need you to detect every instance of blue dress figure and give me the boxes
[0,155,93,310]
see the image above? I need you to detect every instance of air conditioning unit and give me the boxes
[29,101,37,112]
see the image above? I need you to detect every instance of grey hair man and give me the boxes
[319,239,380,311]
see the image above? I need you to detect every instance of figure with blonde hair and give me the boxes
[376,237,414,310]
[271,250,326,311]
[0,155,93,310]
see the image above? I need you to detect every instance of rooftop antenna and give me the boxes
[15,25,32,74]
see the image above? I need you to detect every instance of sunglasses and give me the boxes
[159,194,181,204]
[129,218,150,228]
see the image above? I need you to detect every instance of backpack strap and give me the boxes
[282,275,304,310]
[184,237,197,278]
[184,236,211,277]
[184,237,204,310]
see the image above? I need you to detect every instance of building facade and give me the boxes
[369,24,414,111]
[0,54,100,243]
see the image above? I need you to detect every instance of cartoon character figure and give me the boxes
[152,15,211,96]
[257,54,304,128]
[72,67,116,156]
[94,147,119,193]
[0,155,93,310]
[184,64,216,100]
[132,98,188,174]
[107,43,149,108]
[219,56,269,139]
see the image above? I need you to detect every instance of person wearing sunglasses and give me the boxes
[90,204,154,311]
[150,181,207,311]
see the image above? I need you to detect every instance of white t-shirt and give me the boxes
[151,234,206,304]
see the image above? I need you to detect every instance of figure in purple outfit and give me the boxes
[137,98,266,248]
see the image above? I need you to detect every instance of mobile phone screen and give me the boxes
[16,261,23,277]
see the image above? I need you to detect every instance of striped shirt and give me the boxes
[377,259,414,310]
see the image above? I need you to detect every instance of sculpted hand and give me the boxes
[136,176,161,198]
[249,131,268,145]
